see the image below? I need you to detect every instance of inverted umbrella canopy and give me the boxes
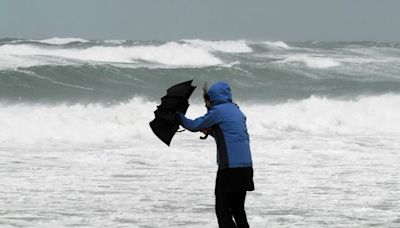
[149,80,196,146]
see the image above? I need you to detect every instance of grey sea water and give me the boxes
[0,38,399,227]
[1,38,400,103]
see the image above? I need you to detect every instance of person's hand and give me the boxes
[200,128,211,140]
[201,128,212,134]
[175,112,183,124]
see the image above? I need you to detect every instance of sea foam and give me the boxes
[0,98,155,146]
[279,55,341,69]
[183,39,253,53]
[244,94,400,136]
[263,41,290,49]
[1,95,399,148]
[38,37,90,45]
[0,42,223,68]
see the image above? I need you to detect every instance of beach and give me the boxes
[1,38,400,227]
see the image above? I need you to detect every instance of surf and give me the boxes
[1,94,399,148]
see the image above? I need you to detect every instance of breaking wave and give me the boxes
[1,38,400,104]
[0,42,223,69]
[0,94,399,147]
[37,37,90,45]
[278,55,341,69]
[245,94,400,136]
[263,41,290,49]
[182,39,253,53]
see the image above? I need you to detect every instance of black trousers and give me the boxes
[215,191,249,228]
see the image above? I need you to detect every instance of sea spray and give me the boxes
[1,38,400,228]
[1,95,399,148]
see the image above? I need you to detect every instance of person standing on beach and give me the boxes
[177,81,254,228]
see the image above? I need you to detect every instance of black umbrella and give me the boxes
[149,80,196,146]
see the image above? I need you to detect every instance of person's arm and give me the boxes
[177,108,220,132]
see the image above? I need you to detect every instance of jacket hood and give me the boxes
[208,81,233,106]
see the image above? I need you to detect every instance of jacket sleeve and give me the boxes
[178,108,220,132]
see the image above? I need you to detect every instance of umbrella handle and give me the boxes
[200,133,209,140]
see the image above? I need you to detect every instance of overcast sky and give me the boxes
[1,0,400,41]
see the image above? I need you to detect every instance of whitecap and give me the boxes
[244,94,400,136]
[264,41,290,49]
[38,37,90,45]
[182,39,253,53]
[279,55,340,69]
[1,94,400,147]
[0,42,223,69]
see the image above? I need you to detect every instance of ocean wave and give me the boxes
[1,94,399,147]
[102,39,127,45]
[182,39,253,53]
[263,41,290,49]
[2,39,400,71]
[0,42,223,69]
[0,97,154,146]
[38,37,90,45]
[245,94,400,136]
[0,52,70,69]
[278,55,341,69]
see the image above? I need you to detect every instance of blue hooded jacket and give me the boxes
[178,81,253,169]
